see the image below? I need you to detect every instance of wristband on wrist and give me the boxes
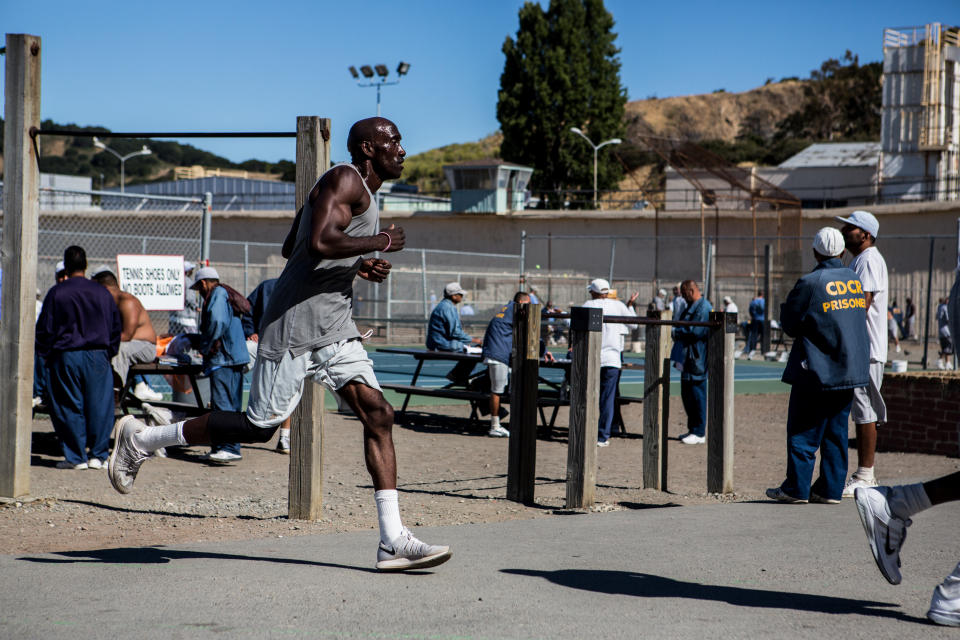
[378,231,392,252]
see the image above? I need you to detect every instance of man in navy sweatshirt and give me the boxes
[766,228,870,504]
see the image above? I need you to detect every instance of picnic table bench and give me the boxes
[376,347,643,436]
[118,360,209,417]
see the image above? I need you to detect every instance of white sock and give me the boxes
[279,428,290,439]
[491,415,500,428]
[889,482,933,520]
[133,420,187,452]
[855,466,875,481]
[374,489,404,545]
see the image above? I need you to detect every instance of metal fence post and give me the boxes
[762,244,772,354]
[707,311,736,493]
[201,192,212,264]
[507,302,541,504]
[608,238,616,284]
[519,230,527,289]
[643,309,672,490]
[421,248,429,319]
[566,306,602,508]
[243,242,249,294]
[922,235,935,369]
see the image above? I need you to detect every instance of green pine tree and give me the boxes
[497,0,626,208]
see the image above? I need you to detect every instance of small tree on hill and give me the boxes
[497,0,626,208]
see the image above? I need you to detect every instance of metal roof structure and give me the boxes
[778,142,881,169]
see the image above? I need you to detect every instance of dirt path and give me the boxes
[3,393,957,555]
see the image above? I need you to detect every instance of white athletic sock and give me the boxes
[133,420,187,453]
[374,489,404,545]
[889,482,933,520]
[491,415,500,428]
[855,466,875,481]
[279,428,290,439]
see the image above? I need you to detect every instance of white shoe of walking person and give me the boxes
[376,527,452,572]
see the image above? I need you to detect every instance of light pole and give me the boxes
[349,62,410,116]
[92,137,151,193]
[569,127,621,209]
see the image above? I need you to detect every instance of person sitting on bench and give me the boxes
[426,282,479,385]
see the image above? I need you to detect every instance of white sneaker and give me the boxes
[928,562,960,626]
[86,458,108,470]
[32,396,42,408]
[203,450,242,464]
[809,492,841,505]
[680,433,705,445]
[854,486,910,585]
[596,440,610,448]
[109,415,151,494]
[276,433,290,454]
[133,381,163,402]
[140,402,173,426]
[842,474,878,498]
[376,527,452,571]
[56,460,88,470]
[487,425,510,438]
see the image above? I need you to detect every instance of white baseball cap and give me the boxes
[184,260,196,273]
[587,278,610,294]
[813,227,845,257]
[444,282,467,297]
[190,266,220,289]
[54,261,65,274]
[90,264,115,278]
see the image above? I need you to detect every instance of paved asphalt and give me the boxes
[1,500,958,639]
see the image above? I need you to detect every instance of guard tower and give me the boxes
[443,159,533,213]
[881,23,960,201]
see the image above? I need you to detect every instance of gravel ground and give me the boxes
[2,393,958,555]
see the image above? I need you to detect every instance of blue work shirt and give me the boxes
[481,300,515,365]
[426,297,471,352]
[35,276,121,358]
[672,296,713,381]
[749,297,766,321]
[198,285,249,372]
[242,278,278,337]
[780,258,869,390]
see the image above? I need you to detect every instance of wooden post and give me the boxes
[0,34,41,499]
[288,116,330,520]
[507,302,541,504]
[565,306,602,508]
[707,311,736,493]
[642,309,672,490]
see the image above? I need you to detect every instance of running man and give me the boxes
[108,117,451,571]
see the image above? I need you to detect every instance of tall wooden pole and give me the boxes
[707,311,736,493]
[507,302,541,504]
[288,116,330,520]
[0,34,42,499]
[566,306,602,508]
[642,309,672,490]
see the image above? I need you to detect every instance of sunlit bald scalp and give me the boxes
[347,117,397,163]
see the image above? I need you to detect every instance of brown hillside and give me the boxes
[625,80,806,142]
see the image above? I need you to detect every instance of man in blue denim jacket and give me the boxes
[672,279,713,445]
[191,267,250,464]
[766,228,869,504]
[427,282,477,383]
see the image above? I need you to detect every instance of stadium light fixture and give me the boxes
[92,136,152,193]
[349,62,412,117]
[569,127,621,209]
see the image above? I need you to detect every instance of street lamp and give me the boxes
[92,137,152,193]
[348,61,410,117]
[569,127,621,209]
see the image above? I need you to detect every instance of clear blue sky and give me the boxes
[3,0,956,165]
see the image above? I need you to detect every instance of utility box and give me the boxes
[443,159,533,213]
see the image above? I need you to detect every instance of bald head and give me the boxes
[347,117,397,163]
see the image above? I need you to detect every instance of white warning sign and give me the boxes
[115,254,186,311]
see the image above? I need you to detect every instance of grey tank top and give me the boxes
[257,163,379,359]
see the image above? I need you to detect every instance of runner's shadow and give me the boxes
[18,547,400,574]
[501,569,923,623]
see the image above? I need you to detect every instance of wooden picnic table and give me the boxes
[119,360,209,417]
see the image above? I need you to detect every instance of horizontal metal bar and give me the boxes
[542,311,718,328]
[40,186,203,204]
[33,128,296,139]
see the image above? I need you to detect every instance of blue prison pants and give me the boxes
[780,385,853,501]
[47,349,115,465]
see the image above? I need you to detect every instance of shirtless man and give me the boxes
[91,267,158,388]
[107,117,451,571]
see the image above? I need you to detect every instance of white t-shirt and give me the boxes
[724,302,738,314]
[582,297,635,368]
[850,246,888,364]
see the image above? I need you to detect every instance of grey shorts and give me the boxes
[485,358,509,394]
[112,339,156,384]
[245,339,380,428]
[852,361,886,425]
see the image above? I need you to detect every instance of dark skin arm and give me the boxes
[280,165,405,260]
